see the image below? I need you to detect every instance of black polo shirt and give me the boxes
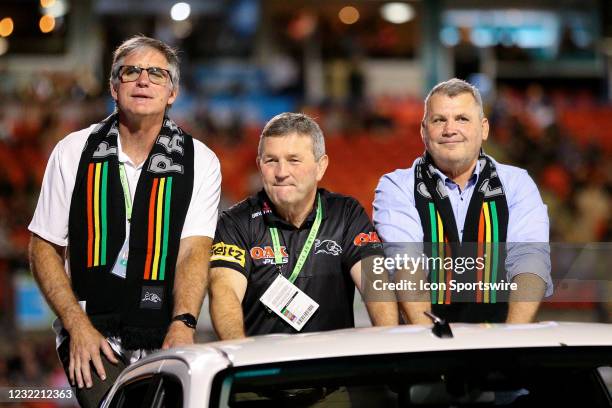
[210,188,382,335]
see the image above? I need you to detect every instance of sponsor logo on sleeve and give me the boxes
[353,232,381,247]
[211,242,246,267]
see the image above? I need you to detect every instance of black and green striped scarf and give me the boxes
[414,151,509,323]
[68,113,194,349]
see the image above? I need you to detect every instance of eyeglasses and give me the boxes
[117,65,172,86]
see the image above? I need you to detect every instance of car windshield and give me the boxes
[210,346,611,407]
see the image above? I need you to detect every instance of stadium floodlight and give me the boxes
[42,0,67,18]
[338,6,360,25]
[171,2,191,22]
[381,2,415,25]
[0,17,14,38]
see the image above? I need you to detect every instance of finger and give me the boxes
[80,354,93,388]
[74,358,84,389]
[100,341,119,365]
[68,353,75,386]
[90,353,107,382]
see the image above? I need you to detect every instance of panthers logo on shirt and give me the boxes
[211,242,246,267]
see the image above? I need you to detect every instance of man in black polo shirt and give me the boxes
[209,113,398,338]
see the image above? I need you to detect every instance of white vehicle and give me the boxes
[102,321,612,408]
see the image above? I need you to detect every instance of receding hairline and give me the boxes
[423,90,484,121]
[258,131,317,155]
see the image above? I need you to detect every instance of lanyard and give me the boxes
[118,163,132,222]
[269,194,322,284]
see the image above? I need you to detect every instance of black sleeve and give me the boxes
[210,213,252,278]
[341,198,385,271]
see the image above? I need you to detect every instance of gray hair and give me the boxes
[109,35,180,92]
[258,113,326,160]
[423,78,484,120]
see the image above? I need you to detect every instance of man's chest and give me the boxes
[247,225,347,282]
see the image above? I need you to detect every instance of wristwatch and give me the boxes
[172,313,197,329]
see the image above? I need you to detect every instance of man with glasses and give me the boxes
[28,36,221,407]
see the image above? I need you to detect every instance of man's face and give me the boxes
[257,132,328,209]
[110,47,177,118]
[421,92,489,171]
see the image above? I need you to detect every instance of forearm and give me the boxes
[28,234,90,333]
[396,267,431,324]
[506,273,546,323]
[365,302,399,326]
[172,238,211,318]
[399,301,431,324]
[209,283,246,340]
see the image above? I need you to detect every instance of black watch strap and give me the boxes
[172,313,197,329]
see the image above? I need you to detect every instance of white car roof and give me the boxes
[146,321,612,369]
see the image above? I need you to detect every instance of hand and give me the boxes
[162,321,195,350]
[68,323,118,389]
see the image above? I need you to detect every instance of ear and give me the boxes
[316,154,329,182]
[256,156,261,172]
[110,81,118,101]
[167,87,178,106]
[420,120,427,144]
[481,117,489,141]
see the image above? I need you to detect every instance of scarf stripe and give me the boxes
[85,162,110,268]
[93,163,101,265]
[143,177,173,281]
[490,201,499,303]
[144,178,159,280]
[100,162,108,265]
[151,178,165,280]
[437,212,445,305]
[86,164,94,267]
[428,203,438,304]
[444,236,452,304]
[159,177,173,281]
[483,202,492,303]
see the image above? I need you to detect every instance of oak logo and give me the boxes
[211,242,246,267]
[250,246,288,260]
[353,232,381,246]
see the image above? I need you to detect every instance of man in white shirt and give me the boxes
[28,35,221,407]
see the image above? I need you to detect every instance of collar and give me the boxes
[115,124,146,170]
[430,157,481,188]
[259,188,328,230]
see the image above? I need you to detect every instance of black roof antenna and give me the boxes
[424,311,454,338]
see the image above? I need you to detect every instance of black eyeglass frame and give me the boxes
[116,65,173,85]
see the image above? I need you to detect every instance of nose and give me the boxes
[274,160,289,179]
[442,120,458,136]
[135,69,151,86]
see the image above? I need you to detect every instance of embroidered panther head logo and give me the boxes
[142,292,162,303]
[314,239,342,256]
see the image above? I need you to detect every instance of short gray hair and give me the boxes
[109,35,180,92]
[423,78,484,120]
[258,113,326,160]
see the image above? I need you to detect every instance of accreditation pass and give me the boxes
[260,275,319,331]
